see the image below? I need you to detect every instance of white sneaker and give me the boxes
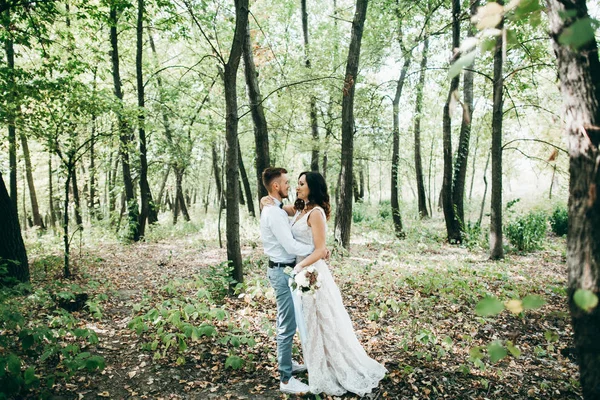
[292,360,307,373]
[280,377,310,394]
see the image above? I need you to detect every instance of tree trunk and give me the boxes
[548,1,600,397]
[63,165,72,278]
[299,0,319,172]
[110,3,139,241]
[48,150,57,229]
[310,97,319,172]
[71,166,83,229]
[452,0,479,233]
[334,0,368,249]
[469,131,479,200]
[490,2,504,259]
[3,7,17,212]
[156,165,170,212]
[19,133,45,229]
[212,142,224,208]
[442,0,461,243]
[241,16,270,206]
[238,144,255,217]
[136,0,155,236]
[414,36,430,219]
[174,167,190,222]
[478,150,491,227]
[89,115,99,220]
[391,52,410,238]
[0,171,29,284]
[223,0,248,286]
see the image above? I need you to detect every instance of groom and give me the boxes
[260,167,312,395]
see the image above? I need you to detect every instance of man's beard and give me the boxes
[278,188,288,199]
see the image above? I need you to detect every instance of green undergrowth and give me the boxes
[0,257,109,399]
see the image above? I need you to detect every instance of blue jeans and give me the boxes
[267,265,296,382]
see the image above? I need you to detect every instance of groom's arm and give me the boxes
[269,209,313,256]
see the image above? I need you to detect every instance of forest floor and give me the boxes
[22,217,581,400]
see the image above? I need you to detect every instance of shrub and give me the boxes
[352,204,366,223]
[505,211,548,252]
[549,205,568,236]
[378,200,392,220]
[463,221,485,250]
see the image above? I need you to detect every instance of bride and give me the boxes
[277,171,387,396]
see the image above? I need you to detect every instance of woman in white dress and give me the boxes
[285,171,387,397]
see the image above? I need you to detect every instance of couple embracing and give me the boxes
[259,167,387,396]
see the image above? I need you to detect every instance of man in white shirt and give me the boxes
[260,167,312,395]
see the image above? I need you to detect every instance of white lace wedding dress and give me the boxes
[291,207,387,396]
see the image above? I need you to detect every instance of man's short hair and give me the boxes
[262,167,287,191]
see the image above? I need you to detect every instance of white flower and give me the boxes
[294,272,310,288]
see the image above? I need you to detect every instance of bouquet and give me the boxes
[284,266,322,295]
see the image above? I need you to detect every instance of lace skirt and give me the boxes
[295,259,387,396]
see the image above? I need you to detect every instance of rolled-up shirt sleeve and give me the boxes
[269,210,314,256]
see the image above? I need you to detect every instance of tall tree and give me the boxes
[110,1,140,241]
[334,0,369,249]
[442,0,461,242]
[391,28,411,239]
[0,171,29,283]
[547,1,600,397]
[452,0,479,238]
[241,16,270,207]
[19,133,45,229]
[238,144,255,217]
[490,0,505,259]
[136,0,156,237]
[2,4,17,212]
[300,0,319,172]
[222,0,249,284]
[414,36,430,219]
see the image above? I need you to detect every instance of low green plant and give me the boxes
[549,205,568,236]
[0,280,105,398]
[505,211,548,252]
[129,264,255,366]
[352,203,366,223]
[462,221,485,250]
[378,200,392,220]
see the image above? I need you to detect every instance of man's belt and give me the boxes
[268,260,295,268]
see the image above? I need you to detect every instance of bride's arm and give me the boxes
[294,210,327,270]
[259,196,295,216]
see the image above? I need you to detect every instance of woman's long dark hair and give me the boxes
[295,171,331,220]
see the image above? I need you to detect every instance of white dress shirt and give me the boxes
[260,198,314,263]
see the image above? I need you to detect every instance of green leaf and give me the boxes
[73,328,88,338]
[85,356,105,371]
[522,294,545,310]
[211,308,227,321]
[225,355,244,370]
[559,18,599,49]
[506,340,521,358]
[469,346,484,360]
[7,354,21,375]
[198,324,217,337]
[573,289,599,312]
[448,51,478,79]
[24,367,39,386]
[487,341,507,363]
[20,333,34,350]
[475,296,504,316]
